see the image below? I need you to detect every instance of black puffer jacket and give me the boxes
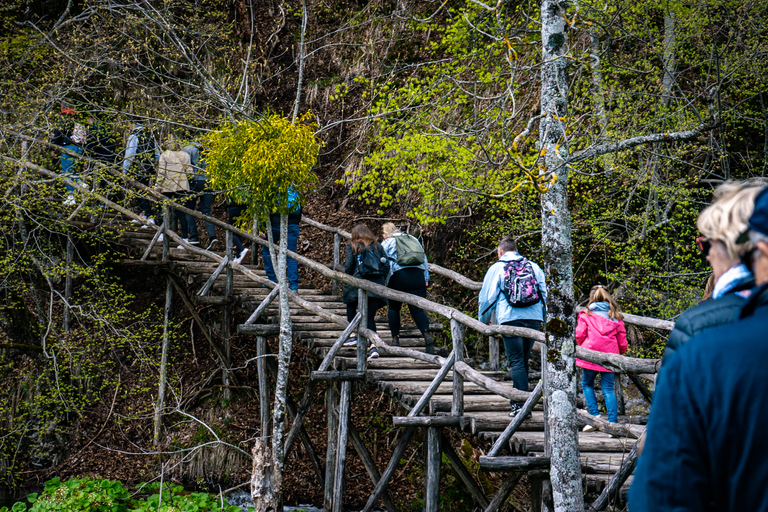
[664,276,754,363]
[342,241,389,305]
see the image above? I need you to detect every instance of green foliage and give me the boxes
[205,113,322,225]
[1,478,247,512]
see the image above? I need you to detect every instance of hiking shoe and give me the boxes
[424,333,434,354]
[509,403,522,418]
[157,234,164,242]
[583,415,601,432]
[206,238,218,250]
[343,337,358,347]
[391,335,400,347]
[63,194,75,206]
[367,347,380,360]
[177,238,189,249]
[233,248,249,264]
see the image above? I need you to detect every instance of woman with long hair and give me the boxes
[576,285,627,427]
[343,224,389,359]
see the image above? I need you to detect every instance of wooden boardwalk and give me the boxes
[116,219,647,509]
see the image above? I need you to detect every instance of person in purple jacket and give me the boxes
[575,285,627,427]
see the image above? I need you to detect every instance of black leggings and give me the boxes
[387,268,430,337]
[345,301,382,332]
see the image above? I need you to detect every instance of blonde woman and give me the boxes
[576,285,627,427]
[154,134,192,243]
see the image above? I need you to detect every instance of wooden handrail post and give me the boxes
[257,335,270,439]
[332,380,352,512]
[324,381,338,512]
[424,426,442,512]
[162,205,170,262]
[223,230,233,400]
[489,335,500,371]
[451,318,465,417]
[357,289,368,372]
[333,233,340,295]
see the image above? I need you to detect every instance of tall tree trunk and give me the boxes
[271,213,292,504]
[539,1,584,511]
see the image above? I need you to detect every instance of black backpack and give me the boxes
[356,245,387,278]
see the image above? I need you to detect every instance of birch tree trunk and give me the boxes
[271,213,292,503]
[539,1,584,511]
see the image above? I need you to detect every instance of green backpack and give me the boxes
[393,234,426,266]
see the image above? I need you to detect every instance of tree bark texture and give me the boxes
[539,1,584,510]
[251,438,278,512]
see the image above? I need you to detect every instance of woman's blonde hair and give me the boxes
[588,285,623,320]
[697,180,766,260]
[382,222,399,239]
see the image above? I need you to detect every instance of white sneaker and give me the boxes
[157,234,164,242]
[233,248,250,264]
[177,238,189,249]
[583,414,601,432]
[63,194,75,206]
[367,347,379,360]
[147,217,156,225]
[343,337,358,347]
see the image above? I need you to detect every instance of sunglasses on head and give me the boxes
[696,236,712,257]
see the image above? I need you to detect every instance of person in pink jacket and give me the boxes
[576,285,628,428]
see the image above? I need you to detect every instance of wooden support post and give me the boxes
[489,335,500,371]
[540,347,553,512]
[615,373,625,416]
[530,473,544,512]
[284,380,318,455]
[590,433,644,511]
[332,380,352,512]
[257,336,270,439]
[451,318,465,417]
[154,276,173,445]
[441,432,490,510]
[63,236,73,332]
[487,381,543,457]
[424,427,442,512]
[197,256,228,296]
[349,421,398,512]
[141,227,163,261]
[162,206,170,262]
[324,382,338,512]
[245,286,279,325]
[357,289,368,371]
[361,426,417,512]
[223,230,233,400]
[484,473,523,512]
[627,373,653,403]
[333,233,340,296]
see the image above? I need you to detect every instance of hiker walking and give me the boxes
[576,285,627,427]
[381,223,432,351]
[154,134,192,244]
[262,188,302,291]
[343,224,390,360]
[51,108,87,205]
[123,121,159,223]
[183,142,217,249]
[478,237,546,418]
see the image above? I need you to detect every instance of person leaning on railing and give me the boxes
[664,180,766,362]
[630,185,768,512]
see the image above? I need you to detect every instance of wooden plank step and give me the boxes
[374,380,496,396]
[467,412,647,433]
[338,357,442,370]
[366,369,506,382]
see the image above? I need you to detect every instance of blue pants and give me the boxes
[61,144,84,192]
[185,179,216,241]
[502,319,542,407]
[263,222,299,290]
[582,369,618,423]
[228,205,247,255]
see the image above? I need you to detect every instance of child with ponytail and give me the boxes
[576,285,628,428]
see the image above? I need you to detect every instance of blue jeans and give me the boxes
[185,179,216,241]
[582,369,617,423]
[263,222,299,290]
[61,144,84,192]
[502,319,542,406]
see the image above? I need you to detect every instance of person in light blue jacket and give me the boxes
[478,237,547,417]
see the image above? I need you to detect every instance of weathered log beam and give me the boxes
[484,473,523,512]
[424,426,441,512]
[391,416,463,427]
[332,380,352,512]
[574,346,661,375]
[441,432,490,510]
[360,426,417,512]
[348,421,398,512]
[478,456,551,472]
[627,373,653,404]
[197,256,229,297]
[311,371,366,381]
[244,286,279,325]
[238,324,280,335]
[196,295,233,305]
[576,410,639,439]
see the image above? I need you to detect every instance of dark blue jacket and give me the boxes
[629,282,768,512]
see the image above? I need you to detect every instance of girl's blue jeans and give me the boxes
[582,369,618,423]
